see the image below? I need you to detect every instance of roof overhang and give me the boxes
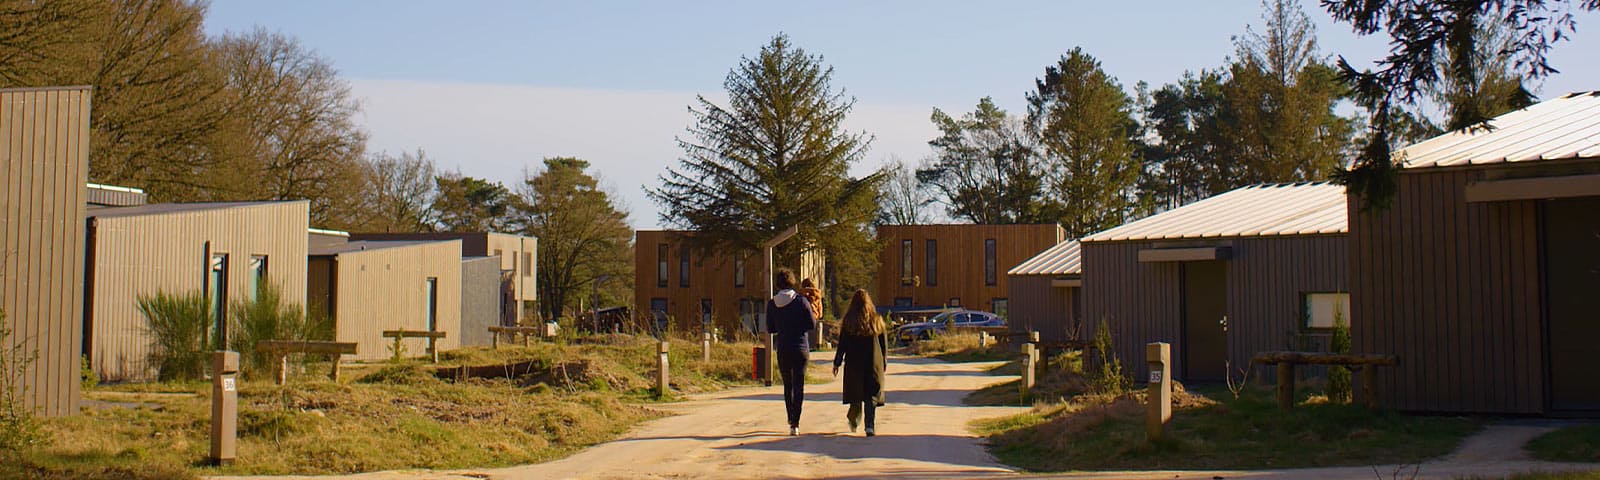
[1138,246,1232,263]
[1465,173,1600,203]
[1051,277,1082,288]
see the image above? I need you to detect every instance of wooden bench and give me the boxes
[382,330,447,363]
[1251,351,1398,411]
[255,340,358,385]
[487,326,544,349]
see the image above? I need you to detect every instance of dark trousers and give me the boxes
[776,348,809,426]
[847,401,876,429]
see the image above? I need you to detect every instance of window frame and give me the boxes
[656,244,669,288]
[900,239,913,286]
[925,239,938,286]
[1303,292,1351,330]
[679,247,690,288]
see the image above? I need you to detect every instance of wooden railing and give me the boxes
[1251,351,1398,411]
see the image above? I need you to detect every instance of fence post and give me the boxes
[273,352,288,386]
[1020,342,1037,400]
[1362,365,1378,409]
[703,331,712,363]
[1146,342,1171,442]
[657,340,671,396]
[762,332,775,387]
[210,351,239,466]
[328,354,341,382]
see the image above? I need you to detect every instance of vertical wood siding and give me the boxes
[0,87,90,416]
[458,256,502,347]
[1006,275,1079,342]
[87,202,309,381]
[1082,235,1346,383]
[874,224,1065,311]
[1350,167,1545,413]
[332,241,462,361]
[348,233,537,321]
[632,231,824,336]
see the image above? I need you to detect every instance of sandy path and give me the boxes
[226,355,1028,480]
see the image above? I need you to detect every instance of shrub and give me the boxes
[229,282,331,379]
[1,311,46,454]
[138,291,212,381]
[1326,305,1352,403]
[1088,318,1126,395]
[80,354,97,391]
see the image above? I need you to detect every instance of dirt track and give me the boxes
[227,355,1028,480]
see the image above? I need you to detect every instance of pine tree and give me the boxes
[1026,48,1143,239]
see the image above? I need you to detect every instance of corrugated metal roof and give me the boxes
[310,240,451,256]
[1081,182,1347,242]
[1400,91,1600,169]
[1008,240,1081,276]
[87,201,297,218]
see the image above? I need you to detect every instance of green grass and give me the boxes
[4,334,762,478]
[974,385,1481,471]
[1527,424,1600,463]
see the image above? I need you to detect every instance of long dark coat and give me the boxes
[833,332,887,404]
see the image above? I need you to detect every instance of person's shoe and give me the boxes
[865,427,875,437]
[789,426,799,436]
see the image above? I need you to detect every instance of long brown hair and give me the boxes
[840,289,884,337]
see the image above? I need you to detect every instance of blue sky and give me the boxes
[203,1,1600,229]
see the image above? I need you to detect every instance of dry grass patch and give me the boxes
[975,385,1479,471]
[908,332,1012,363]
[7,334,762,478]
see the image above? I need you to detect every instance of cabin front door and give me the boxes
[1182,260,1228,382]
[1545,196,1600,412]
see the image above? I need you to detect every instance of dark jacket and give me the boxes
[833,331,887,404]
[766,289,815,352]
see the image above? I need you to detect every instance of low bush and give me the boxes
[229,282,332,379]
[1,312,47,455]
[137,291,211,381]
[1088,318,1127,395]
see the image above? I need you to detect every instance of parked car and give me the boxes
[894,309,1004,343]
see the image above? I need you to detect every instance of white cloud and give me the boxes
[351,79,937,229]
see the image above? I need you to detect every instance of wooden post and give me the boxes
[428,336,439,363]
[329,355,341,382]
[762,332,775,387]
[1362,365,1378,409]
[392,335,404,360]
[491,330,499,349]
[210,351,239,466]
[1146,342,1171,442]
[1020,343,1036,399]
[657,340,671,396]
[702,331,712,363]
[273,352,288,386]
[1276,362,1295,411]
[978,331,989,348]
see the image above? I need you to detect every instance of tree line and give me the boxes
[0,0,633,322]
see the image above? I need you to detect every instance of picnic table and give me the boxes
[254,340,358,384]
[1251,351,1398,411]
[383,329,447,363]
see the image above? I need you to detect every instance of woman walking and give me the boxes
[766,268,816,436]
[832,289,887,437]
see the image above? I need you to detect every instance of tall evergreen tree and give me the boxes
[433,174,517,232]
[1026,48,1143,239]
[649,34,883,292]
[919,97,1050,224]
[517,158,633,321]
[1431,16,1536,131]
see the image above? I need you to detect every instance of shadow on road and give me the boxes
[712,433,1008,471]
[716,388,990,407]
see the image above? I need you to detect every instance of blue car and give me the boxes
[894,309,1004,343]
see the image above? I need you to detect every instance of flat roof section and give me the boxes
[310,240,455,256]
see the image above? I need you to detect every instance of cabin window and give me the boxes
[992,298,1008,318]
[925,239,938,286]
[734,257,745,288]
[208,253,229,348]
[1304,292,1351,329]
[425,277,439,331]
[657,244,668,288]
[984,239,997,286]
[894,297,913,307]
[650,298,668,314]
[247,255,268,300]
[701,299,713,326]
[523,252,533,277]
[948,297,961,308]
[900,239,913,285]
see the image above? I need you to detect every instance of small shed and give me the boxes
[1081,182,1348,383]
[308,240,463,361]
[1350,91,1600,415]
[1007,240,1082,342]
[85,201,310,382]
[1,86,91,415]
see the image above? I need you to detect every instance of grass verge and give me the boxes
[974,385,1480,471]
[1527,424,1600,463]
[5,335,760,478]
[906,332,1013,363]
